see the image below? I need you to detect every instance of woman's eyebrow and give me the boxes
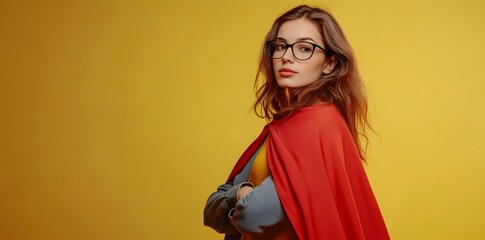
[297,37,317,42]
[276,37,317,42]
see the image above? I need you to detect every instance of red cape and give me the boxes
[227,104,390,239]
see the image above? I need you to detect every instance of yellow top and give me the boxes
[244,140,298,240]
[248,140,270,186]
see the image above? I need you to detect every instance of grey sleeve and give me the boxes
[228,175,288,235]
[203,181,254,234]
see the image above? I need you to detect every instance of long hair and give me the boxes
[253,5,372,160]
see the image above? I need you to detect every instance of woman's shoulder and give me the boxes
[268,103,353,150]
[298,102,341,118]
[272,103,346,130]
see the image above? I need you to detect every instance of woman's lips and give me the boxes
[279,68,297,77]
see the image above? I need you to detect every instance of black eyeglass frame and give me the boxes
[266,40,329,60]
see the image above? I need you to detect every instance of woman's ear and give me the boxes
[322,55,337,74]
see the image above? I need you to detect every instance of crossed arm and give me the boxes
[203,176,288,236]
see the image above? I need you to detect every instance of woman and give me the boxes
[204,5,390,240]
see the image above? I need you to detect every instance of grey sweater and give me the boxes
[204,146,296,240]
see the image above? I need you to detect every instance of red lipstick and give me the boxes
[279,68,297,77]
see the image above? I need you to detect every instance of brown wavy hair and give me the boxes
[253,5,372,160]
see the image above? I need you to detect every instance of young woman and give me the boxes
[204,5,390,240]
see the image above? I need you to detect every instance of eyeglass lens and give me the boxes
[270,41,315,60]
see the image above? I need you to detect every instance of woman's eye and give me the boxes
[275,44,286,50]
[299,46,312,52]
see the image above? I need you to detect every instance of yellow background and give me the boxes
[1,0,484,239]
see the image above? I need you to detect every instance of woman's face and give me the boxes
[272,18,334,89]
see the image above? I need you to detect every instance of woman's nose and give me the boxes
[282,48,294,63]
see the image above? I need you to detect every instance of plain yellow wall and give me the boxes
[1,0,484,239]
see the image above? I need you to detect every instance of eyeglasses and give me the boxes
[267,40,328,61]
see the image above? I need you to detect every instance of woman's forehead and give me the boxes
[277,18,323,44]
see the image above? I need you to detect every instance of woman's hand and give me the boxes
[237,185,254,200]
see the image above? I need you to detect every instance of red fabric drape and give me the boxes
[227,104,389,240]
